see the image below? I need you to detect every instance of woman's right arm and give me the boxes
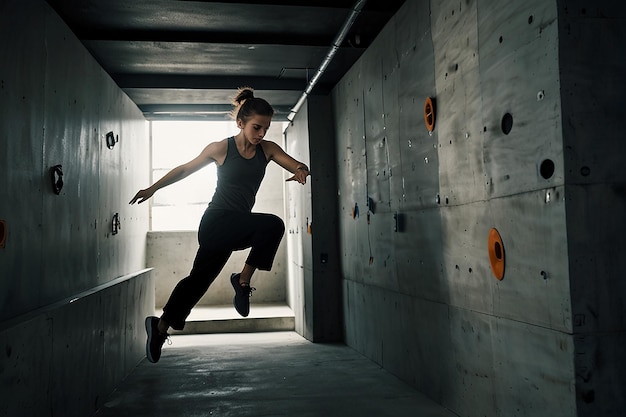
[129,140,225,205]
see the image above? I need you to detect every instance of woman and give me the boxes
[130,87,310,363]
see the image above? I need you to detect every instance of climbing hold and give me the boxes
[0,220,6,249]
[367,196,375,214]
[352,202,359,219]
[50,165,64,195]
[106,131,119,149]
[393,212,404,232]
[112,213,121,236]
[424,97,436,132]
[488,228,505,280]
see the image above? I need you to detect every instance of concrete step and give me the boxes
[157,303,295,335]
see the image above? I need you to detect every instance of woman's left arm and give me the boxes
[261,141,310,184]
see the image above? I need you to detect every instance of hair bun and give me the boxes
[230,86,273,121]
[233,87,254,105]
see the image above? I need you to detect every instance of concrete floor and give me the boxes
[94,331,458,417]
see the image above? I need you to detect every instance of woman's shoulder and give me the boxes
[259,139,281,153]
[203,137,231,165]
[259,140,277,160]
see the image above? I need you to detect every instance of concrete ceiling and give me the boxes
[45,0,405,121]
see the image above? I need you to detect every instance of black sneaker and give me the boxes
[231,273,255,317]
[145,316,169,363]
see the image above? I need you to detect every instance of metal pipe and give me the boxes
[287,0,367,121]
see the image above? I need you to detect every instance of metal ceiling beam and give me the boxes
[175,0,395,11]
[141,103,291,115]
[141,105,292,122]
[78,30,346,47]
[113,74,332,94]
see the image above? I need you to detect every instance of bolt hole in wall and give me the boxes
[580,166,591,177]
[537,90,545,101]
[501,113,513,135]
[540,159,555,179]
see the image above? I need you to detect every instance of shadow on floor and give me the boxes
[94,332,458,417]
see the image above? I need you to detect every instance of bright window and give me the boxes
[150,120,240,231]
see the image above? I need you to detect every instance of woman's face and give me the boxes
[238,114,272,145]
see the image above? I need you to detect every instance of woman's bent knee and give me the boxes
[259,213,285,236]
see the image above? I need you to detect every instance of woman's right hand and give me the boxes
[129,188,155,205]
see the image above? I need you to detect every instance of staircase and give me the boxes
[162,304,295,335]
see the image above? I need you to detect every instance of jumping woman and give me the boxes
[130,87,310,363]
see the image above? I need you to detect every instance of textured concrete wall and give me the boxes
[557,1,626,414]
[147,126,288,309]
[0,0,152,416]
[331,0,625,416]
[285,97,342,342]
[0,0,150,322]
[307,95,343,342]
[0,271,153,417]
[285,105,313,338]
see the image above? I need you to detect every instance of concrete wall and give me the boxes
[329,1,625,416]
[0,271,153,417]
[147,126,288,309]
[284,108,312,337]
[0,0,153,416]
[557,2,626,414]
[285,97,342,342]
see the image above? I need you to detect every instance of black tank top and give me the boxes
[208,136,268,212]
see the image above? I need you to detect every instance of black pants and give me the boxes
[161,209,285,330]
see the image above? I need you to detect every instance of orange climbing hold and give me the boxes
[424,97,436,132]
[488,228,505,280]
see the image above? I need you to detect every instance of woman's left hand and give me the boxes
[286,168,309,184]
